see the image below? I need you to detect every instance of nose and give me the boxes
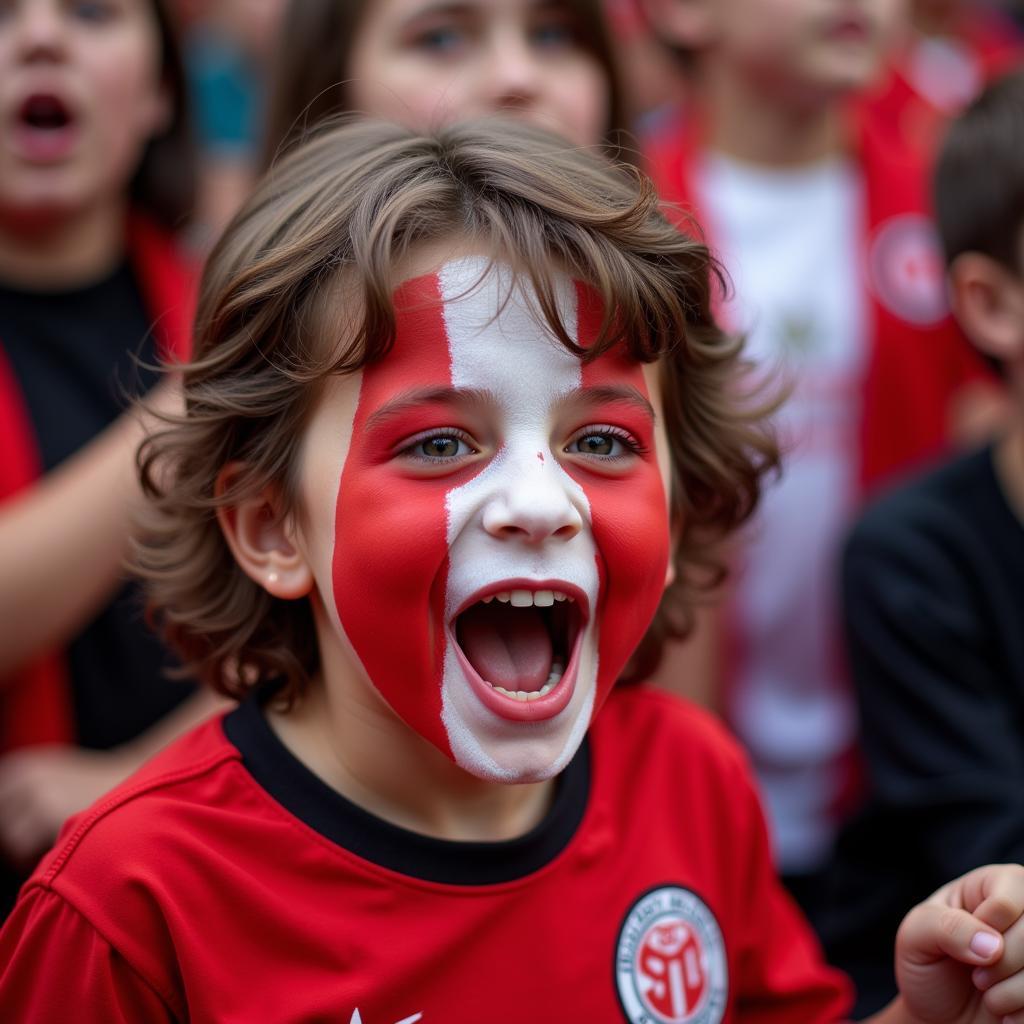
[12,2,68,61]
[481,453,584,544]
[483,28,542,110]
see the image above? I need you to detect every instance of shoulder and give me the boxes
[596,685,755,793]
[26,715,241,904]
[846,449,991,582]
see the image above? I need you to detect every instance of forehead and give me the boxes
[379,255,654,402]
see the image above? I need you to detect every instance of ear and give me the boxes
[948,251,1024,363]
[639,0,717,50]
[216,463,314,600]
[664,519,682,590]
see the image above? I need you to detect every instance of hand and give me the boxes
[895,864,1024,1024]
[0,745,138,865]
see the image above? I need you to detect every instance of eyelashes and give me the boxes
[399,428,479,465]
[397,424,647,467]
[563,425,648,461]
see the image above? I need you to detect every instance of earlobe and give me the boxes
[215,464,314,600]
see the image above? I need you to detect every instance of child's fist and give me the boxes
[894,864,1024,1024]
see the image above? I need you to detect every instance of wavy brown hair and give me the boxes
[136,117,777,701]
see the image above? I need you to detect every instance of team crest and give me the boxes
[867,213,948,327]
[614,886,727,1024]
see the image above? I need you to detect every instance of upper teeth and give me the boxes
[482,589,573,607]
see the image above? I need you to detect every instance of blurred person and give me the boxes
[639,0,1002,909]
[604,0,692,127]
[262,0,628,166]
[0,0,222,915]
[184,0,288,244]
[821,68,1024,1018]
[862,0,1023,158]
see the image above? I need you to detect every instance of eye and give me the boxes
[530,17,576,50]
[69,0,117,22]
[400,429,479,465]
[565,426,645,460]
[411,22,467,55]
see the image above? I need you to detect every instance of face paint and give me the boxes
[329,257,670,782]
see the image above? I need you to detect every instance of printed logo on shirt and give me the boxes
[867,213,948,327]
[614,885,727,1024]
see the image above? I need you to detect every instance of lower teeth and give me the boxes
[491,662,564,701]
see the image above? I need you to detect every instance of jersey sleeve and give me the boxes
[0,884,178,1023]
[727,749,854,1022]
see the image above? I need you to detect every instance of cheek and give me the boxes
[576,289,671,698]
[329,274,455,754]
[545,62,610,148]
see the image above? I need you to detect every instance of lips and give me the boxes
[10,92,78,163]
[450,580,589,722]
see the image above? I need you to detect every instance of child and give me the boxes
[262,0,627,164]
[0,0,220,911]
[1,116,1024,1023]
[638,0,999,896]
[822,68,1024,1017]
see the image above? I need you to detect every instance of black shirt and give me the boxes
[819,445,1024,1017]
[0,264,192,750]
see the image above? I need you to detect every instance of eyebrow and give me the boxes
[364,386,498,432]
[568,385,656,421]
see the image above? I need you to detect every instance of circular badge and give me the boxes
[867,213,948,327]
[614,886,728,1024]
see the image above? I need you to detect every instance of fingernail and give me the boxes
[970,931,1000,958]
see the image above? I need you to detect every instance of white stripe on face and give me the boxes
[437,258,601,780]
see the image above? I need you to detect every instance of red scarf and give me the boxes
[643,108,990,495]
[0,215,195,752]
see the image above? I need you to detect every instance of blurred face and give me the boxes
[347,0,610,148]
[0,0,168,225]
[296,256,672,783]
[709,0,903,100]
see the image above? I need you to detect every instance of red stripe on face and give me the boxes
[332,273,454,756]
[574,283,671,700]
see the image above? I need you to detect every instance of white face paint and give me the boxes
[439,259,601,781]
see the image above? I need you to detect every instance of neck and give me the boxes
[0,199,128,290]
[269,671,556,844]
[701,62,847,167]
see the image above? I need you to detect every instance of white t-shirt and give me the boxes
[697,153,866,873]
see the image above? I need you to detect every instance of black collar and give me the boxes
[223,691,590,885]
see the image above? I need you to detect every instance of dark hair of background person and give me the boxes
[260,0,630,169]
[934,68,1024,271]
[134,0,198,229]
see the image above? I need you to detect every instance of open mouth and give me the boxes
[450,582,587,722]
[20,94,72,131]
[12,93,77,161]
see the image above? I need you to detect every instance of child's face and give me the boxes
[707,0,902,99]
[295,256,672,782]
[346,0,609,149]
[0,0,168,225]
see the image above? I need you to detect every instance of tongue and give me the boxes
[457,603,553,692]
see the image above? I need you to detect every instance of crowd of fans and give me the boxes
[0,0,1022,1017]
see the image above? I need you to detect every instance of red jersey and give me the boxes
[0,686,851,1024]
